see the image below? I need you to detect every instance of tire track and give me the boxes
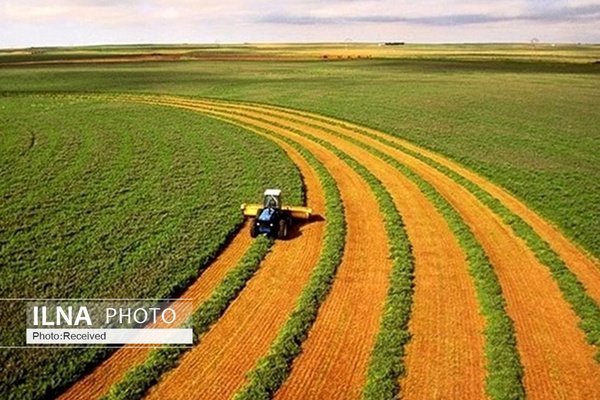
[57,226,253,400]
[148,98,485,399]
[143,139,328,400]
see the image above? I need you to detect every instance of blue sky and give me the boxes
[1,0,599,48]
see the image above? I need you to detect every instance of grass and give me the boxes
[103,235,273,400]
[0,96,303,399]
[1,45,598,399]
[0,52,597,261]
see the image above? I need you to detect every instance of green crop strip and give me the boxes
[319,146,414,400]
[411,153,600,363]
[199,105,524,399]
[102,235,272,400]
[356,149,526,400]
[272,124,415,400]
[231,126,346,400]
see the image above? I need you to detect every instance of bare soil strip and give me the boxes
[190,100,600,400]
[154,99,486,399]
[143,140,327,400]
[57,227,253,400]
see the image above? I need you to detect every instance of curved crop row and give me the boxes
[294,137,415,400]
[179,102,395,400]
[287,105,600,363]
[135,117,331,399]
[149,97,591,400]
[148,97,481,399]
[251,112,524,399]
[253,101,600,328]
[212,111,415,399]
[58,229,254,400]
[276,102,597,393]
[131,95,395,399]
[387,145,600,361]
[152,98,500,397]
[348,141,525,399]
[188,97,597,396]
[221,109,514,399]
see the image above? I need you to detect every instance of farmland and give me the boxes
[0,96,303,398]
[1,43,599,399]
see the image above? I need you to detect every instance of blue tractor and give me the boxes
[241,189,312,239]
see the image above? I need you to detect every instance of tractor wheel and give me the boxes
[249,223,258,238]
[278,219,288,239]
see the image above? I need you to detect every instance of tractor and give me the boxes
[241,189,312,239]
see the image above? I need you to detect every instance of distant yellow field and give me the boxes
[2,42,599,64]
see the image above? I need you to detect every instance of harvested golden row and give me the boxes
[157,97,600,399]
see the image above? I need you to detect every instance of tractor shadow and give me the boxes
[285,214,325,240]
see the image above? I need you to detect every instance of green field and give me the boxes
[0,96,303,398]
[2,44,598,259]
[0,43,599,398]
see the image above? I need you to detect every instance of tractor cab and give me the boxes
[263,189,282,210]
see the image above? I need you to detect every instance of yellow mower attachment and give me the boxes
[241,203,263,218]
[282,205,312,220]
[240,204,312,220]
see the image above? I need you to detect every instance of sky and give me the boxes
[1,0,599,48]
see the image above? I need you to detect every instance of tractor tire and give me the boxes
[278,219,288,239]
[249,223,258,238]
